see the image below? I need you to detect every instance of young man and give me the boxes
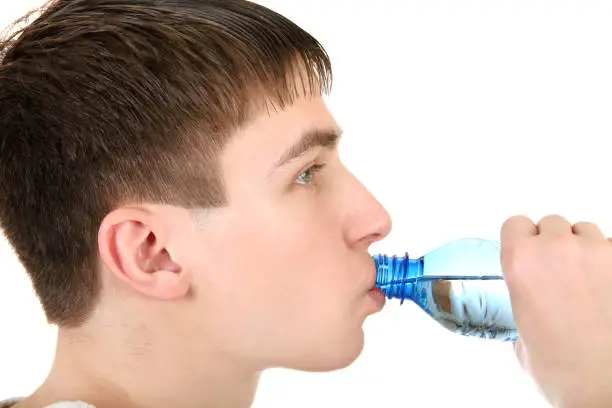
[0,1,611,407]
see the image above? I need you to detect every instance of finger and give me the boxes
[501,215,537,245]
[572,221,605,239]
[536,214,572,236]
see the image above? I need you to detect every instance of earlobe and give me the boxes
[98,208,191,301]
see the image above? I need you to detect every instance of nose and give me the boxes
[342,171,392,249]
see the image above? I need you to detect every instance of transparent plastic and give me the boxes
[373,238,517,341]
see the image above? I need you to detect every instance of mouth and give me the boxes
[367,286,386,310]
[365,257,385,309]
[367,255,380,291]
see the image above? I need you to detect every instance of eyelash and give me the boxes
[295,163,326,186]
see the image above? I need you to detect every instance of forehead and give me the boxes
[223,94,339,165]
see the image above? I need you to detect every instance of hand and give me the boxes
[500,214,612,408]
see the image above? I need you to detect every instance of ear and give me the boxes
[98,207,190,300]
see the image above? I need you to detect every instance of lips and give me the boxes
[367,286,386,310]
[366,256,379,291]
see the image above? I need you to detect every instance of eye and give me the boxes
[295,164,326,185]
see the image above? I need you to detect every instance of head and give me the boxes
[0,0,391,373]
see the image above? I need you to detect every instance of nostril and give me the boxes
[364,232,384,245]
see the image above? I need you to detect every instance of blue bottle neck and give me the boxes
[373,254,424,304]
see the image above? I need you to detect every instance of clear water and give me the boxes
[412,276,517,341]
[374,238,518,341]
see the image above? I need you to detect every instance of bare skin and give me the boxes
[502,214,612,408]
[13,92,392,408]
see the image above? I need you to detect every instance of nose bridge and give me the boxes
[340,167,392,247]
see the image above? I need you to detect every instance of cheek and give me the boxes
[209,204,349,311]
[248,202,339,278]
[246,208,360,323]
[192,202,368,362]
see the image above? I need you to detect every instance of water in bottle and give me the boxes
[373,238,518,341]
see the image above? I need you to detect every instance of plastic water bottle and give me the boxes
[373,238,517,341]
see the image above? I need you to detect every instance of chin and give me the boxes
[288,331,366,373]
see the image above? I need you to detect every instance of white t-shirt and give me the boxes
[0,399,94,408]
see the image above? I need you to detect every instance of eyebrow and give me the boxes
[271,127,343,172]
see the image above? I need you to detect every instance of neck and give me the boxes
[27,323,262,408]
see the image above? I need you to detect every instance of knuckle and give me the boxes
[502,214,531,227]
[538,213,567,223]
[549,231,575,247]
[543,234,581,260]
[572,220,597,231]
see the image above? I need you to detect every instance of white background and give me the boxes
[2,1,612,407]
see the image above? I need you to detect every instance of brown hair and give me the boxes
[0,0,332,327]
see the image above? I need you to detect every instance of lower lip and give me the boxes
[367,287,386,310]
